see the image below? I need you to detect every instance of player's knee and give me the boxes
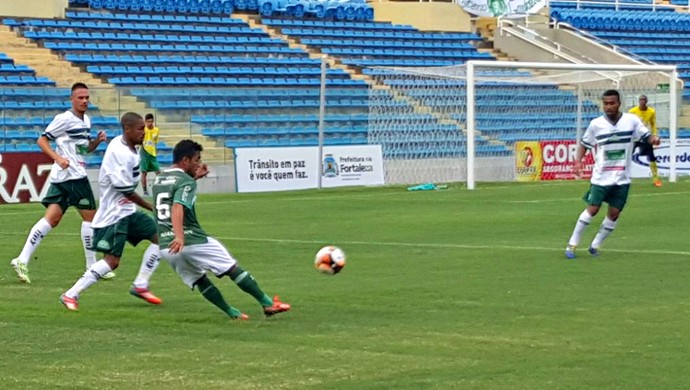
[224,265,244,280]
[104,256,120,270]
[586,206,600,217]
[46,217,61,228]
[193,274,211,290]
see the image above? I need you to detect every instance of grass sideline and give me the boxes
[1,180,690,389]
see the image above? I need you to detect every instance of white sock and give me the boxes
[132,244,161,289]
[81,221,97,268]
[591,217,617,249]
[65,259,112,298]
[568,210,592,247]
[18,218,52,265]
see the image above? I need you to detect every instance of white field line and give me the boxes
[2,189,688,215]
[199,189,690,206]
[1,231,688,257]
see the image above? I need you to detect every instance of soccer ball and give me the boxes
[314,246,346,275]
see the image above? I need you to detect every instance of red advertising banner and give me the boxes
[0,152,53,204]
[516,140,594,181]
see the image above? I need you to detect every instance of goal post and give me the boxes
[467,61,679,189]
[366,61,681,189]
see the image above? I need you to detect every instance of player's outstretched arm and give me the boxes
[647,134,661,146]
[168,203,185,254]
[572,144,588,178]
[124,192,153,212]
[37,135,69,169]
[87,130,107,153]
[194,164,209,180]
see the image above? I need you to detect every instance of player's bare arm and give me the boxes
[124,192,153,212]
[36,135,69,169]
[87,130,108,152]
[572,144,587,177]
[168,203,185,254]
[194,164,209,180]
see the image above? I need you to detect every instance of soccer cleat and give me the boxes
[565,245,576,260]
[101,271,116,280]
[233,313,250,321]
[588,247,600,257]
[60,294,79,311]
[10,258,30,284]
[129,287,163,305]
[653,179,662,187]
[263,295,291,317]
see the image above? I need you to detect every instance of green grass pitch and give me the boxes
[1,180,690,389]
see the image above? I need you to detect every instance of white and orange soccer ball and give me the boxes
[314,246,346,275]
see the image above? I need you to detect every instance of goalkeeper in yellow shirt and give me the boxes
[141,113,161,195]
[629,95,661,187]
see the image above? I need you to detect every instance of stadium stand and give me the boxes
[0,50,161,163]
[3,4,501,158]
[549,5,690,139]
[79,0,374,21]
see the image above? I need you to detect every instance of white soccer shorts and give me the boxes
[160,237,237,288]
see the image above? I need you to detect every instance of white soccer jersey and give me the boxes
[92,135,141,228]
[581,113,650,186]
[43,110,92,183]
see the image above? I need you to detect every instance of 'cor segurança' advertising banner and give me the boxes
[515,140,594,181]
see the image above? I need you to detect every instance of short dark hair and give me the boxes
[71,82,88,94]
[602,89,620,102]
[173,139,203,164]
[71,82,88,91]
[120,112,143,129]
[145,113,154,121]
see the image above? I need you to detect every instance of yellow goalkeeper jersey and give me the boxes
[143,126,159,156]
[628,106,657,135]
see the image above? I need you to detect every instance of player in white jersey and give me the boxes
[565,89,660,259]
[60,112,163,311]
[10,83,110,283]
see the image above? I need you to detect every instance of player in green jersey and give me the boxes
[152,139,290,320]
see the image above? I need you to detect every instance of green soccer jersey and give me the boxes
[152,168,208,249]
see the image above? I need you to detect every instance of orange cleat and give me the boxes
[129,287,163,305]
[653,179,662,187]
[263,295,291,317]
[60,294,79,311]
[234,313,250,321]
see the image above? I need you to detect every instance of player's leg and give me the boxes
[141,171,149,196]
[589,185,628,255]
[202,238,290,316]
[647,147,661,187]
[128,212,163,304]
[160,245,248,319]
[565,185,603,259]
[195,275,248,320]
[72,178,115,279]
[152,159,161,177]
[60,224,126,311]
[10,183,67,283]
[140,152,151,195]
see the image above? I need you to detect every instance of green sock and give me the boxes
[228,266,273,307]
[650,161,659,180]
[195,275,243,318]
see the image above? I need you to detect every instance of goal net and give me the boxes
[366,61,680,189]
